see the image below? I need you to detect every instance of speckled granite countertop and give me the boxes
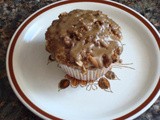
[0,0,159,120]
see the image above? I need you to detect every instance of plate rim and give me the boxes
[6,0,160,120]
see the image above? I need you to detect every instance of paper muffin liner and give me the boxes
[59,64,111,81]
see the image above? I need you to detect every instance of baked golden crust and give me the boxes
[45,9,123,69]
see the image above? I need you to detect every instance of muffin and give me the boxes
[45,9,123,81]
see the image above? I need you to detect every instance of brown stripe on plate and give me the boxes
[8,0,160,120]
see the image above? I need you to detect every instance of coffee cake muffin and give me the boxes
[45,9,123,81]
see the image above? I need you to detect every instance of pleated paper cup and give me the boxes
[59,64,111,81]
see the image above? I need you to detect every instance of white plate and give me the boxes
[6,0,160,120]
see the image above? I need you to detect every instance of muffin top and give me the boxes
[45,9,123,71]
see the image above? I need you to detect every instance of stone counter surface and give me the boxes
[0,0,159,120]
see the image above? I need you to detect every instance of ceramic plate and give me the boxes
[6,0,160,120]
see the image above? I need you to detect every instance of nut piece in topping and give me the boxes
[58,12,68,18]
[111,53,119,63]
[99,40,108,48]
[63,36,72,47]
[88,55,99,68]
[115,46,123,55]
[58,79,70,91]
[81,65,87,74]
[76,61,83,67]
[103,55,112,68]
